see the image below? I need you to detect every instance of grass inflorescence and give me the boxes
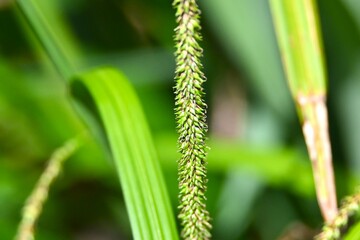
[173,0,212,239]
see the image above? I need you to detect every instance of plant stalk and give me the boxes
[269,0,338,223]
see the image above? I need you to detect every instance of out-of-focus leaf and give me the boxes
[344,217,360,240]
[213,171,264,239]
[71,68,178,240]
[155,133,314,197]
[84,49,174,85]
[201,0,292,117]
[318,0,360,80]
[341,0,360,30]
[254,191,298,240]
[337,62,360,175]
[0,59,83,156]
[16,0,81,79]
[317,0,360,180]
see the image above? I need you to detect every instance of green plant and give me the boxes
[270,0,360,239]
[173,0,211,238]
[2,0,360,239]
[269,0,337,223]
[15,0,178,239]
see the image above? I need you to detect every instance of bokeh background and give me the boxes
[1,0,360,239]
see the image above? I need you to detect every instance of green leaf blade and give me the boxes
[16,0,81,79]
[270,0,338,223]
[71,68,179,240]
[270,0,327,96]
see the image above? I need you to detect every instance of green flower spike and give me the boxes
[173,0,212,239]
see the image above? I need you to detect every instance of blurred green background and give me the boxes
[1,0,360,239]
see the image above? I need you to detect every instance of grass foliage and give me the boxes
[1,0,360,239]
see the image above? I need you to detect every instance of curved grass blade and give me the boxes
[269,0,338,222]
[71,68,179,240]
